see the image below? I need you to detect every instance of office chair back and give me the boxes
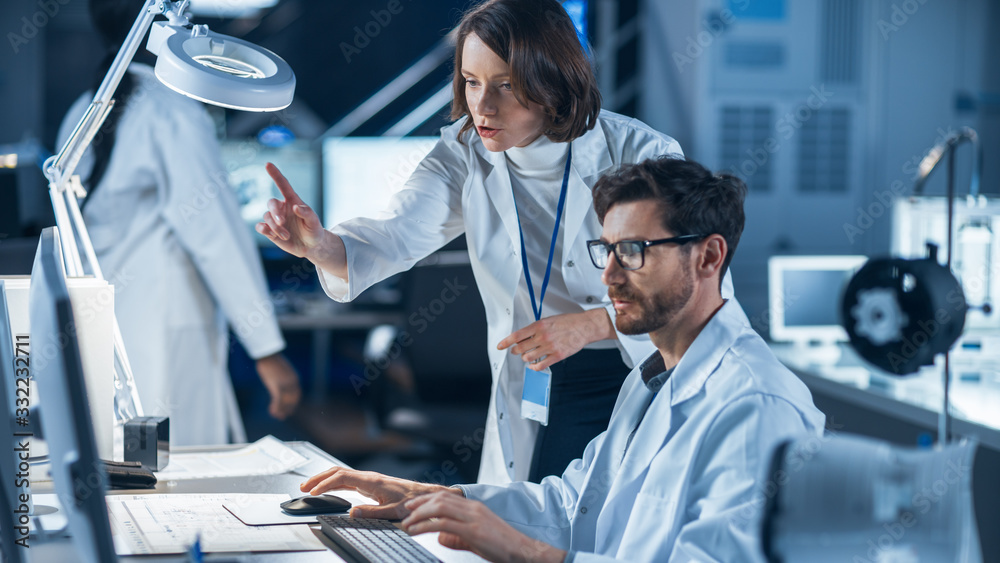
[401,252,492,404]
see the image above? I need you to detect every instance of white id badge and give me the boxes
[521,366,551,425]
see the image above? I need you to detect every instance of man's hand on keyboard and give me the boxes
[401,492,567,563]
[300,467,461,520]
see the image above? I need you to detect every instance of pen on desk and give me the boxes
[187,533,203,563]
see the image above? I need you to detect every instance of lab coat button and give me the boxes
[580,506,588,514]
[505,308,511,316]
[499,413,504,420]
[586,296,594,303]
[492,362,498,370]
[509,462,514,468]
[567,260,575,268]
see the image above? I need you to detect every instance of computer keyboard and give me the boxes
[317,515,441,563]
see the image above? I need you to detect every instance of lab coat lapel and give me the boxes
[479,147,525,270]
[591,358,672,555]
[575,368,651,553]
[563,125,615,259]
[602,365,659,470]
[602,301,747,509]
[600,379,673,539]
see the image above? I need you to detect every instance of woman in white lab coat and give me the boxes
[56,0,301,446]
[261,0,731,484]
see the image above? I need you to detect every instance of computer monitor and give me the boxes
[768,255,867,345]
[322,136,438,227]
[0,282,27,563]
[561,0,589,50]
[29,228,117,563]
[219,139,321,246]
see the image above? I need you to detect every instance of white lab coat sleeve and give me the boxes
[569,395,809,563]
[318,134,469,302]
[602,124,685,367]
[158,102,285,360]
[458,429,608,550]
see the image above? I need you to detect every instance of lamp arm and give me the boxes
[912,127,982,198]
[920,128,981,446]
[38,0,189,424]
[908,128,982,446]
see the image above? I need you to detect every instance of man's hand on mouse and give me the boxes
[300,467,462,520]
[281,494,351,515]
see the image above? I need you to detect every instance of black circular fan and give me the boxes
[840,253,967,375]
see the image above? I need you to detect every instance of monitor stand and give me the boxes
[29,497,68,539]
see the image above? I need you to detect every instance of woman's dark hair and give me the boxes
[84,0,146,205]
[451,0,602,143]
[593,157,748,281]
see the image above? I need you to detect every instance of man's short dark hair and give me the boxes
[592,157,748,280]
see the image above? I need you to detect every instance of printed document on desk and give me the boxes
[108,493,325,555]
[154,435,308,480]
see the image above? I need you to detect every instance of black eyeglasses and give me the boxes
[586,235,706,270]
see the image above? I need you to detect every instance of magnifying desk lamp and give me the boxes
[41,0,295,423]
[841,128,982,446]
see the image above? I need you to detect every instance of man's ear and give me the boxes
[696,234,727,281]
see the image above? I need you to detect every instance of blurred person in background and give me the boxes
[56,0,301,446]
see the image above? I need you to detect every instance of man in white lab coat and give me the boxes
[300,157,826,562]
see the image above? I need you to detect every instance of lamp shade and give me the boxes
[151,23,295,112]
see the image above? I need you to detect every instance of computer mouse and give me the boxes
[280,494,352,515]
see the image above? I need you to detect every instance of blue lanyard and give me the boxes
[512,145,572,322]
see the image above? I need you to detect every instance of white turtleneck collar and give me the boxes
[504,133,570,179]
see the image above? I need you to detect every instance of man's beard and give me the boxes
[609,268,693,336]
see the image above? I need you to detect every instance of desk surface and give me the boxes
[30,441,485,562]
[278,311,404,330]
[276,291,403,331]
[772,343,1000,450]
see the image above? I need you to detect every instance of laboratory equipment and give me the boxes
[893,196,999,332]
[123,415,169,470]
[841,245,967,376]
[843,128,981,444]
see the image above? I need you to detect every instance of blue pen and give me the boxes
[187,533,203,563]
